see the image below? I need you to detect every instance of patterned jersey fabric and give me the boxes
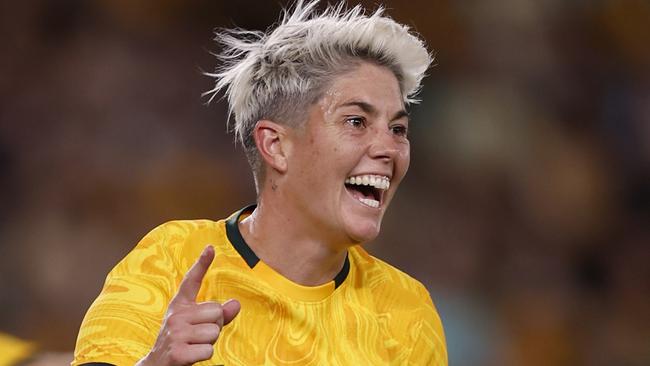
[73,206,447,365]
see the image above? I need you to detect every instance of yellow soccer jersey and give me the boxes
[73,206,447,365]
[0,332,37,366]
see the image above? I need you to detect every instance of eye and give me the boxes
[391,124,408,137]
[345,116,366,129]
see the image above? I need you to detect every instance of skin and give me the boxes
[136,246,241,366]
[137,61,410,365]
[241,61,410,286]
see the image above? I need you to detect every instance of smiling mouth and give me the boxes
[344,174,391,208]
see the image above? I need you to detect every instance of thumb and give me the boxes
[221,299,241,325]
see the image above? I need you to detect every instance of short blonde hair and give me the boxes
[204,0,431,183]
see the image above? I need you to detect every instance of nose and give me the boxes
[368,127,401,163]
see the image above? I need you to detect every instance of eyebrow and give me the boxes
[339,101,409,121]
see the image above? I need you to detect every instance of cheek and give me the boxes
[299,138,342,184]
[396,143,411,179]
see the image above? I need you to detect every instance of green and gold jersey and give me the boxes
[73,206,447,365]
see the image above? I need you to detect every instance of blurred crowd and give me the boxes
[0,1,648,365]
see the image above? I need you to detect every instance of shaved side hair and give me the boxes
[204,0,431,189]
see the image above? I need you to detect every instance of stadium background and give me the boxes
[0,0,648,365]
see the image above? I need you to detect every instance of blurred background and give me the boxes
[0,0,648,365]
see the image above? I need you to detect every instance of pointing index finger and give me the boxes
[172,245,215,304]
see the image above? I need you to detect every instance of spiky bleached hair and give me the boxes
[204,0,431,185]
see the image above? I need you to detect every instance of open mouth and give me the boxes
[344,174,390,208]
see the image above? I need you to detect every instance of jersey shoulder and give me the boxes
[349,245,433,303]
[72,218,233,366]
[136,218,226,252]
[348,246,448,365]
[117,218,233,276]
[348,246,444,334]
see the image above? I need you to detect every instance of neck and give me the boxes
[238,193,349,287]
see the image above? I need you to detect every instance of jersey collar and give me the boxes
[225,205,350,301]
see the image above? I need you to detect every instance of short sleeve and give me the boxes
[72,223,184,366]
[407,284,448,366]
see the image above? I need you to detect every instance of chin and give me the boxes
[345,221,381,244]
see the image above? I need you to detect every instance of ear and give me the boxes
[253,120,289,173]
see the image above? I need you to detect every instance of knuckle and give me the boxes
[192,323,220,343]
[164,326,186,342]
[165,317,181,331]
[198,344,214,359]
[199,302,223,321]
[209,322,221,334]
[203,301,221,312]
[208,324,221,342]
[168,345,187,364]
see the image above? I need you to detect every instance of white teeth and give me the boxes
[344,174,391,191]
[359,198,379,208]
[344,175,387,208]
